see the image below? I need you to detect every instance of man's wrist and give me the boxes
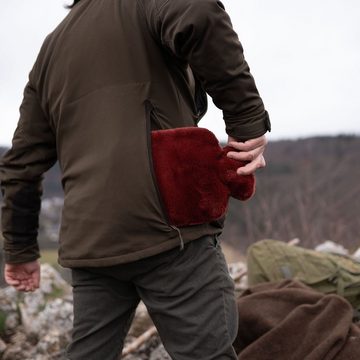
[225,110,271,142]
[3,243,41,264]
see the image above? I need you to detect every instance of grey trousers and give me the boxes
[65,234,238,360]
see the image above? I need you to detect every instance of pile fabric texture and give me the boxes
[151,127,255,226]
[234,280,360,360]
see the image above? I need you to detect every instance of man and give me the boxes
[1,0,270,358]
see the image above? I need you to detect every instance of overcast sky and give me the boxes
[1,0,359,146]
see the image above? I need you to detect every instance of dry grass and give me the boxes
[40,249,58,266]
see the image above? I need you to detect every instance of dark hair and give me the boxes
[64,0,81,9]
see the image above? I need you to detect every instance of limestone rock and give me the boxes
[0,286,21,336]
[353,248,360,261]
[128,301,154,337]
[149,344,171,360]
[315,241,349,255]
[0,264,72,360]
[19,263,72,337]
[0,337,7,354]
[0,259,262,360]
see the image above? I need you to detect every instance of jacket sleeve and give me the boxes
[153,0,271,141]
[0,69,57,264]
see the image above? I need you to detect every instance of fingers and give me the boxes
[27,264,41,290]
[22,272,40,291]
[14,279,37,292]
[33,269,41,288]
[227,135,267,152]
[227,145,264,162]
[5,270,40,292]
[5,278,21,286]
[15,283,29,292]
[6,280,30,292]
[236,155,266,175]
[226,134,268,175]
[4,261,41,292]
[227,135,267,162]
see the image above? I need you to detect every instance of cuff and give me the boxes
[2,242,41,264]
[225,110,271,142]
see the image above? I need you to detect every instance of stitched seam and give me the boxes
[215,247,236,355]
[154,0,172,46]
[63,81,152,107]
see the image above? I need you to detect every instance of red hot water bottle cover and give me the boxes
[150,127,256,227]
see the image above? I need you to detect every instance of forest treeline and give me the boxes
[1,135,359,252]
[222,135,360,251]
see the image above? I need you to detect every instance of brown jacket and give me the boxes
[0,0,271,267]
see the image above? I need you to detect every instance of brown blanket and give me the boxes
[234,280,360,360]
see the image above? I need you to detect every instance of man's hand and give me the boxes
[226,134,268,175]
[4,259,40,292]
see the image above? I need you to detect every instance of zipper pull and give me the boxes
[170,225,184,251]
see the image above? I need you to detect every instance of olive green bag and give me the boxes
[247,239,360,318]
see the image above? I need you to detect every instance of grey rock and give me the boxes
[315,241,349,255]
[0,286,21,335]
[128,302,154,337]
[0,337,7,354]
[19,264,72,337]
[0,264,72,359]
[149,344,171,360]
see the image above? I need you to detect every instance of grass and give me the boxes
[40,249,59,266]
[0,310,7,336]
[44,286,64,302]
[39,248,72,284]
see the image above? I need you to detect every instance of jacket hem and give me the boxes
[58,225,222,268]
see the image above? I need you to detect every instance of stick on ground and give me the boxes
[122,325,158,357]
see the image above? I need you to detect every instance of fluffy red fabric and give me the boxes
[151,127,256,227]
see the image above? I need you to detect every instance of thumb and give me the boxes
[33,269,40,288]
[26,262,41,288]
[32,266,41,288]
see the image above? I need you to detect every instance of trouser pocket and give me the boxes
[203,233,221,249]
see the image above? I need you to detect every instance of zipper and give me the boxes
[147,101,162,131]
[193,74,208,123]
[145,100,184,250]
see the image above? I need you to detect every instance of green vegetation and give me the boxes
[0,309,7,336]
[44,286,64,302]
[221,136,360,251]
[40,249,59,267]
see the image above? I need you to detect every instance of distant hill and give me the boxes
[1,135,360,252]
[222,135,360,252]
